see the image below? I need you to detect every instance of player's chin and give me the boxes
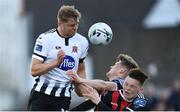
[124,94,132,100]
[70,31,76,36]
[66,32,75,37]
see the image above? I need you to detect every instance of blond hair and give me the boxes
[57,5,81,22]
[116,53,139,70]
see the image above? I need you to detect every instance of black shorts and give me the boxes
[27,89,71,111]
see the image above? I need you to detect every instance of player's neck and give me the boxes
[57,27,68,38]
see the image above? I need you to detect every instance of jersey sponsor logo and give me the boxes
[59,55,75,71]
[35,44,43,52]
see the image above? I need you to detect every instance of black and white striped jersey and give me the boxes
[32,28,89,97]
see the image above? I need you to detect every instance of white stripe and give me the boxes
[137,94,141,98]
[32,54,44,61]
[137,93,145,99]
[45,79,55,95]
[34,75,72,97]
[64,84,71,97]
[55,83,71,97]
[55,87,62,97]
[141,93,145,99]
[35,76,46,91]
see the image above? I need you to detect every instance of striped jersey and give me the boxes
[32,28,89,97]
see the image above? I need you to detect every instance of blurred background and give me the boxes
[0,0,180,111]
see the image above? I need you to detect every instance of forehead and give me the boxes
[124,76,140,86]
[115,61,122,65]
[66,18,79,23]
[114,61,126,68]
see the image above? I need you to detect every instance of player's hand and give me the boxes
[66,70,82,83]
[82,85,101,105]
[56,49,65,66]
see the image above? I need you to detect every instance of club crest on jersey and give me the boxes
[72,46,78,53]
[59,55,75,71]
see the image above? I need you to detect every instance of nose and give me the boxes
[71,26,75,31]
[125,85,131,91]
[74,24,78,30]
[74,25,77,29]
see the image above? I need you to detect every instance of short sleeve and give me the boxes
[112,78,124,90]
[32,34,49,61]
[79,37,89,60]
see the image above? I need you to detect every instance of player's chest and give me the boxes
[47,40,82,59]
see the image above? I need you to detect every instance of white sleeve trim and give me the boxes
[32,54,44,61]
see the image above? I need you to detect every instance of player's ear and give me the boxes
[139,87,144,93]
[119,68,124,73]
[57,18,62,25]
[118,69,124,75]
[119,68,128,75]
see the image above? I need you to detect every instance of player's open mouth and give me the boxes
[125,90,129,95]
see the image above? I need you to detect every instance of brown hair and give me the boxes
[116,53,139,70]
[57,5,81,22]
[128,68,148,85]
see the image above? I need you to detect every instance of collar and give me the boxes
[119,90,133,102]
[56,28,73,39]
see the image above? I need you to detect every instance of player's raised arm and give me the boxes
[31,50,65,77]
[66,70,117,92]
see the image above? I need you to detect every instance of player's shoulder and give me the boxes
[37,28,56,41]
[112,78,124,84]
[40,28,56,37]
[137,92,145,99]
[43,28,57,35]
[136,92,148,103]
[112,78,124,90]
[132,93,149,110]
[75,33,88,43]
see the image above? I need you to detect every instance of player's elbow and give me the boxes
[31,71,37,77]
[30,68,39,77]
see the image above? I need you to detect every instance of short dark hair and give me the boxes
[57,5,81,22]
[128,68,148,86]
[116,54,139,70]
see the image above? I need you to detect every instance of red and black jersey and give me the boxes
[70,78,148,111]
[95,89,148,111]
[95,90,133,111]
